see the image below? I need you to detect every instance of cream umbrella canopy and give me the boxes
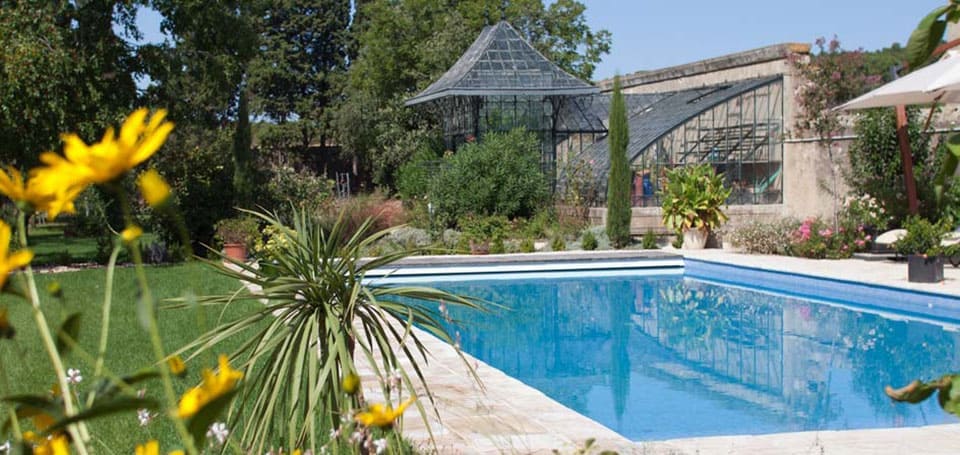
[837,50,960,110]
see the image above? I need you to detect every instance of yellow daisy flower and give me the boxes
[177,355,243,419]
[167,355,186,376]
[121,225,143,243]
[137,169,172,208]
[0,166,81,220]
[135,440,158,455]
[36,108,173,188]
[0,221,32,289]
[355,397,416,428]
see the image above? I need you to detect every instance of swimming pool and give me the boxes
[388,262,960,441]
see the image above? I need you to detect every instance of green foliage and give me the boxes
[886,375,960,418]
[213,216,260,250]
[671,235,683,249]
[458,214,509,243]
[248,0,349,132]
[550,235,566,252]
[894,216,949,257]
[430,129,549,226]
[905,3,958,69]
[233,89,256,209]
[396,142,444,201]
[581,230,598,251]
[660,164,732,234]
[641,229,658,250]
[559,154,600,208]
[846,108,937,223]
[0,2,140,168]
[180,209,485,450]
[789,37,881,146]
[788,217,869,259]
[336,0,610,191]
[605,76,631,249]
[519,238,536,253]
[726,219,800,255]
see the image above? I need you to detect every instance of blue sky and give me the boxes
[135,1,945,81]
[580,0,944,80]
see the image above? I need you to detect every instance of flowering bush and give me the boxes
[789,217,873,259]
[840,194,890,232]
[726,218,800,255]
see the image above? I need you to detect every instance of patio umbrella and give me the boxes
[837,50,960,110]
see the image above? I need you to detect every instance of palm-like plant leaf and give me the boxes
[171,208,486,452]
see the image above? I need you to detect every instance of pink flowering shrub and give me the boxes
[789,216,873,259]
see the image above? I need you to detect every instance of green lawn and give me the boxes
[26,224,100,265]
[0,262,261,450]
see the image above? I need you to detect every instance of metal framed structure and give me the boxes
[581,76,785,206]
[405,21,606,186]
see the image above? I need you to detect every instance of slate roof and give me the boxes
[579,76,782,178]
[405,21,599,106]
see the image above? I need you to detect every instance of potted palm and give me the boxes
[660,164,732,249]
[894,216,949,283]
[214,216,260,261]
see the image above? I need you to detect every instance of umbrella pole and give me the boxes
[896,105,920,215]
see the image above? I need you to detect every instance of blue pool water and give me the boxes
[409,272,960,441]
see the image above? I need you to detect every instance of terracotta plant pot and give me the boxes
[223,242,247,262]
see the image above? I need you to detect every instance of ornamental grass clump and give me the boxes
[175,208,487,452]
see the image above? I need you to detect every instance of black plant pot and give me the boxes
[907,254,944,283]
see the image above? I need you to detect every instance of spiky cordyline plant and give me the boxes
[171,208,486,453]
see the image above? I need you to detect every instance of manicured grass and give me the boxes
[26,224,99,265]
[0,262,261,450]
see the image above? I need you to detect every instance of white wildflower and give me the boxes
[350,430,364,444]
[137,408,153,427]
[372,438,387,454]
[67,368,83,385]
[207,422,229,445]
[330,427,341,439]
[0,440,10,453]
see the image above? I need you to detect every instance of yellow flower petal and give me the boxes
[176,354,242,419]
[168,355,186,376]
[121,225,143,243]
[135,440,159,455]
[355,397,416,428]
[0,221,32,289]
[138,169,172,208]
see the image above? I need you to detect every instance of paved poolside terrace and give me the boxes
[353,249,960,454]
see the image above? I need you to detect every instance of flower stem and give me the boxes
[116,188,198,454]
[16,212,89,455]
[87,243,122,407]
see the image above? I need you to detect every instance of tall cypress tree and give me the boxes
[606,75,632,248]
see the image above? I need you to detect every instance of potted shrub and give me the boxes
[894,216,949,283]
[214,216,260,261]
[660,164,732,249]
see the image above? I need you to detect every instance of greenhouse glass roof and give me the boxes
[580,76,782,174]
[404,21,599,106]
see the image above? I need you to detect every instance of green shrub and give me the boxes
[894,216,949,256]
[522,209,556,239]
[726,219,799,255]
[660,163,732,234]
[789,217,873,259]
[213,216,260,250]
[490,237,506,254]
[550,235,566,251]
[397,144,444,201]
[519,237,535,253]
[641,229,658,249]
[672,235,683,249]
[459,213,509,244]
[581,230,598,250]
[429,128,549,226]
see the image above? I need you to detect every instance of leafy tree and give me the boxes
[0,1,140,167]
[247,0,350,149]
[606,76,631,249]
